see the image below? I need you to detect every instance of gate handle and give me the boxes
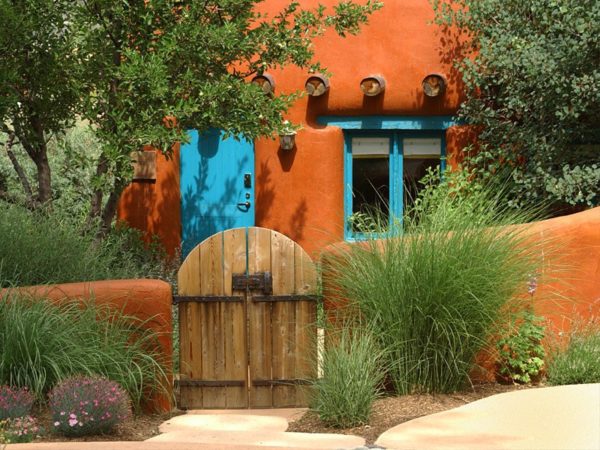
[237,201,251,208]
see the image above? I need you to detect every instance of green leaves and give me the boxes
[433,0,600,213]
[1,0,381,230]
[496,310,546,384]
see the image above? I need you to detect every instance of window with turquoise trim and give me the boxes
[345,130,445,239]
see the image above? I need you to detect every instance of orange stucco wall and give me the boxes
[118,145,181,257]
[117,0,468,257]
[254,0,466,255]
[2,279,173,412]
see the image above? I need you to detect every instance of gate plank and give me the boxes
[248,228,273,407]
[177,246,203,408]
[200,232,226,408]
[294,244,318,405]
[223,228,248,408]
[271,231,297,407]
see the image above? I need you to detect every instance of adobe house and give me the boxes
[118,0,470,257]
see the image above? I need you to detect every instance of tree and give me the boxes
[434,0,600,213]
[1,0,382,234]
[0,0,81,207]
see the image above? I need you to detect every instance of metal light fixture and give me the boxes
[279,133,296,150]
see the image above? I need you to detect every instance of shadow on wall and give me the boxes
[255,152,309,244]
[118,147,181,258]
[180,132,254,257]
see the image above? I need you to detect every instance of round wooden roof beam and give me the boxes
[251,73,275,95]
[305,75,330,97]
[422,74,446,97]
[360,75,386,97]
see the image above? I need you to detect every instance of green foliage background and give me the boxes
[433,0,600,213]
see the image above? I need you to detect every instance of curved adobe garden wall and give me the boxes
[323,207,600,379]
[2,279,173,412]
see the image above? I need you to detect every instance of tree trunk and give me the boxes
[32,145,52,205]
[87,154,108,227]
[96,182,125,239]
[4,132,35,207]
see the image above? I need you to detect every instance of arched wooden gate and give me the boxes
[175,227,318,408]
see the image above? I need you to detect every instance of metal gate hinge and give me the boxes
[232,272,273,295]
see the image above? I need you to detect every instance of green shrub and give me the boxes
[50,376,131,437]
[324,172,544,394]
[311,327,384,428]
[0,204,175,288]
[547,321,600,385]
[0,295,167,409]
[495,310,546,384]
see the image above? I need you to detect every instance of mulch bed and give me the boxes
[287,382,541,445]
[31,407,184,443]
[28,383,540,445]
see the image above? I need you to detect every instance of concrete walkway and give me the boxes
[9,384,600,450]
[376,384,600,450]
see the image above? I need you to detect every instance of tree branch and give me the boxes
[4,132,35,206]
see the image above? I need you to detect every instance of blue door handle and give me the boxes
[237,201,251,208]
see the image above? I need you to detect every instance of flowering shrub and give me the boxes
[1,415,43,443]
[49,376,131,437]
[0,386,34,420]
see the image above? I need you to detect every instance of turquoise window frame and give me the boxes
[317,116,455,241]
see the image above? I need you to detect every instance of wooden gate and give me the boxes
[175,227,318,408]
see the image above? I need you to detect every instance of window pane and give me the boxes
[404,138,442,157]
[352,138,389,230]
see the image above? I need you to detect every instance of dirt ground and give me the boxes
[287,382,539,445]
[32,408,181,443]
[30,383,537,445]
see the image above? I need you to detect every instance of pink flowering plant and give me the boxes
[1,415,43,443]
[0,385,34,420]
[49,376,131,437]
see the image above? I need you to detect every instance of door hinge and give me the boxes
[232,272,273,294]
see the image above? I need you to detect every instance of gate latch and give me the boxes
[232,272,273,295]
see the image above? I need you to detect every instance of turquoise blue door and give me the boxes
[180,129,255,256]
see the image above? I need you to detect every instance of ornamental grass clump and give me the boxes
[49,376,131,437]
[547,319,600,385]
[0,294,168,408]
[0,386,34,420]
[311,326,385,428]
[324,170,545,394]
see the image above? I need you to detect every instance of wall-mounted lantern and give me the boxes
[251,73,275,95]
[422,73,446,97]
[305,74,330,97]
[279,133,296,150]
[360,75,386,96]
[279,120,297,150]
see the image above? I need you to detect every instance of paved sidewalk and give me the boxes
[376,383,600,450]
[10,384,600,450]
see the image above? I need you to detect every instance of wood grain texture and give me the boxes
[248,228,273,407]
[223,228,248,407]
[177,227,317,409]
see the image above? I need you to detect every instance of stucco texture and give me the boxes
[117,0,469,257]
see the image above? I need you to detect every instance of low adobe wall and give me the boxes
[323,207,600,380]
[2,279,173,412]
